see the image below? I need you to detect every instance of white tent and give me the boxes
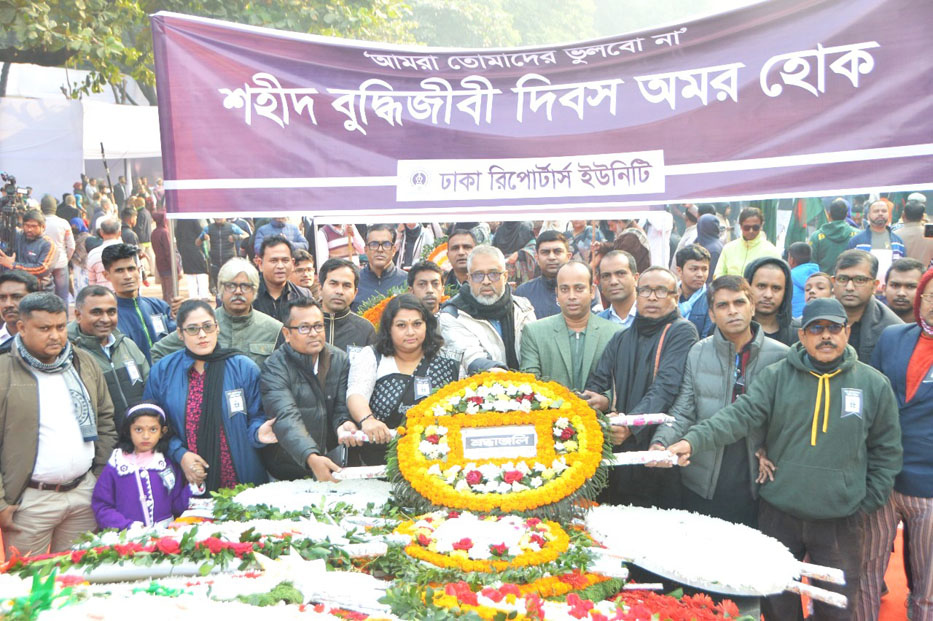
[0,96,160,197]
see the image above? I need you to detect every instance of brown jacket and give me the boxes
[0,345,117,511]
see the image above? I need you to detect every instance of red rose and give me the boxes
[465,470,483,485]
[525,517,541,528]
[467,396,484,405]
[481,586,504,603]
[560,426,575,440]
[445,581,478,606]
[529,533,547,548]
[70,549,87,564]
[452,537,473,551]
[447,511,460,519]
[417,534,431,547]
[503,470,523,484]
[489,543,508,557]
[198,537,225,555]
[156,538,181,555]
[499,584,521,597]
[425,434,440,444]
[231,542,255,558]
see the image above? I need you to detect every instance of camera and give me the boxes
[0,172,26,254]
[925,223,933,238]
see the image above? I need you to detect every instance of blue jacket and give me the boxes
[253,221,309,255]
[847,227,905,261]
[515,276,559,319]
[790,262,820,319]
[352,264,407,311]
[679,288,714,339]
[143,349,269,487]
[871,324,933,498]
[116,296,175,363]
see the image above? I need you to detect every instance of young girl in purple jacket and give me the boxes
[92,402,202,530]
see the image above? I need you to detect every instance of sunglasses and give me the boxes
[804,323,845,336]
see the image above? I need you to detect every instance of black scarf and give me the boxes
[634,310,680,336]
[492,221,533,255]
[189,346,240,492]
[449,286,519,369]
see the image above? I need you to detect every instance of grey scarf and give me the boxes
[15,335,98,442]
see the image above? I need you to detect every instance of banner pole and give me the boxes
[168,217,178,301]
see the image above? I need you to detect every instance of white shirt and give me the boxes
[0,324,11,348]
[31,370,95,484]
[43,214,75,269]
[347,346,403,401]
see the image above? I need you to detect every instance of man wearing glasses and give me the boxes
[832,250,901,363]
[583,266,698,508]
[150,258,283,367]
[667,297,902,621]
[352,224,407,312]
[260,298,357,481]
[713,206,780,278]
[439,245,535,375]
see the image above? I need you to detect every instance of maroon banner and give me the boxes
[151,0,933,222]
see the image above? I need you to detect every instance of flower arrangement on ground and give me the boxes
[388,371,611,519]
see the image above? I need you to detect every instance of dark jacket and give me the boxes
[352,264,407,312]
[684,343,902,520]
[174,219,208,274]
[515,276,560,320]
[809,220,857,273]
[253,279,311,323]
[744,257,796,346]
[870,324,933,498]
[851,296,902,363]
[260,344,352,479]
[133,206,153,244]
[586,316,699,449]
[323,308,377,353]
[143,349,269,487]
[67,322,149,428]
[116,295,175,363]
[7,232,56,287]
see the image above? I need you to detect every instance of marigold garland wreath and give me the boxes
[386,371,612,520]
[359,291,450,331]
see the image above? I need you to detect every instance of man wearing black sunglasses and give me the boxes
[713,206,780,279]
[668,297,902,620]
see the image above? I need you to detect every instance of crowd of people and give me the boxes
[0,176,930,621]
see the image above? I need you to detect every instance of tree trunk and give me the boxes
[0,62,10,98]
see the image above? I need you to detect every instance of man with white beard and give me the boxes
[438,245,535,375]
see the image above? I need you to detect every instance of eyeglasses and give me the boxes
[285,323,326,335]
[741,224,761,232]
[367,241,394,251]
[222,282,256,293]
[469,271,504,283]
[835,275,874,286]
[804,323,846,336]
[920,294,933,304]
[636,286,676,299]
[182,322,218,336]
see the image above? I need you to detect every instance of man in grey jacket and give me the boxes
[832,250,901,363]
[650,275,788,527]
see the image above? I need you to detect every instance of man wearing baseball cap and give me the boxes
[667,297,903,620]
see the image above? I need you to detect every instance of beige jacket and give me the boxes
[0,345,116,510]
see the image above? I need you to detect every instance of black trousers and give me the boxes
[759,500,863,621]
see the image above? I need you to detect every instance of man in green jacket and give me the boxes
[520,260,620,392]
[809,198,857,273]
[151,258,282,366]
[668,298,902,621]
[69,285,149,428]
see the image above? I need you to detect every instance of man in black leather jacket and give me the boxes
[260,297,358,481]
